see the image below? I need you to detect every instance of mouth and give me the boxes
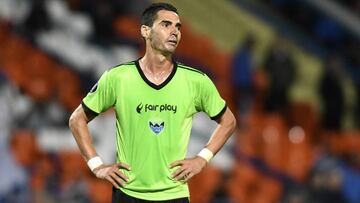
[167,39,177,46]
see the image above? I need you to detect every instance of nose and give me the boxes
[171,26,179,36]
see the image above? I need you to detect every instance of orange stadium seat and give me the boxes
[55,67,84,111]
[10,130,41,168]
[113,16,141,42]
[236,129,263,158]
[261,114,289,171]
[58,151,90,188]
[0,29,85,112]
[87,178,112,203]
[256,177,282,203]
[286,138,314,182]
[226,162,263,203]
[290,102,319,142]
[30,153,56,192]
[188,165,223,203]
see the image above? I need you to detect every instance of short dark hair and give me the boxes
[141,3,178,27]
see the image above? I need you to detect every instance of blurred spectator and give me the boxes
[57,152,90,203]
[0,130,40,203]
[22,0,51,40]
[333,0,360,17]
[263,35,296,119]
[80,0,117,43]
[281,185,310,203]
[314,16,344,50]
[17,99,69,129]
[75,0,148,44]
[307,155,347,203]
[31,153,58,203]
[319,55,345,131]
[0,145,30,203]
[0,112,32,202]
[0,72,15,145]
[339,160,360,203]
[231,35,256,127]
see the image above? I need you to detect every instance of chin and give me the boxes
[162,49,176,56]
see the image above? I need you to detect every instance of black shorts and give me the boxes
[112,187,190,203]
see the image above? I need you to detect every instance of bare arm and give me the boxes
[205,107,237,155]
[68,104,97,161]
[170,107,236,181]
[69,104,130,188]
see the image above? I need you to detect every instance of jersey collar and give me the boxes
[135,58,177,90]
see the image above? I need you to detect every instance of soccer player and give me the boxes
[69,2,236,203]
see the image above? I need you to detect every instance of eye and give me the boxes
[161,21,172,28]
[175,23,181,31]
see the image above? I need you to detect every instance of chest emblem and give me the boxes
[149,121,165,135]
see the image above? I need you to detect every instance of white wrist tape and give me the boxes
[87,156,103,171]
[197,148,214,162]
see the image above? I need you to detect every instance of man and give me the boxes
[69,3,236,202]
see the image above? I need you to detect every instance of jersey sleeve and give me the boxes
[82,70,116,115]
[197,75,226,120]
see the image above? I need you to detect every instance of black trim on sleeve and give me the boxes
[210,104,227,121]
[81,101,99,119]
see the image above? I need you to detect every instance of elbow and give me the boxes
[69,105,89,132]
[68,112,78,131]
[225,109,237,134]
[220,108,237,133]
[230,113,237,132]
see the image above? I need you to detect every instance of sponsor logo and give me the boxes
[136,103,177,114]
[149,121,164,135]
[136,103,143,114]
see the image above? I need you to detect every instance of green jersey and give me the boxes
[82,59,226,201]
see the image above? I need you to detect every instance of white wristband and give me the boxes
[197,148,214,162]
[87,156,103,171]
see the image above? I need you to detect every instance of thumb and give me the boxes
[116,162,131,171]
[169,160,182,168]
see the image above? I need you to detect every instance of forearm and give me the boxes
[205,107,236,155]
[69,105,98,161]
[170,108,236,181]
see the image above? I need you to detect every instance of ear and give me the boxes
[141,25,151,39]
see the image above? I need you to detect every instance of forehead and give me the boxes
[154,10,180,24]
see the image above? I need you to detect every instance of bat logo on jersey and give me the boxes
[136,103,177,114]
[149,121,164,135]
[136,103,143,114]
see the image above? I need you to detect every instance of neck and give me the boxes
[140,50,173,74]
[139,51,175,85]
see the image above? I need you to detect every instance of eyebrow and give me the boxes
[160,20,182,28]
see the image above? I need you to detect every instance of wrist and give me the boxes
[197,148,214,163]
[87,156,104,171]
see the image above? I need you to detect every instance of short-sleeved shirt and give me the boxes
[82,59,226,201]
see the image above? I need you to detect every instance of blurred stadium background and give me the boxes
[1,0,360,202]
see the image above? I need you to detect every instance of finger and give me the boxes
[176,169,191,181]
[171,166,185,178]
[106,176,121,189]
[169,160,183,168]
[109,172,126,187]
[116,163,131,171]
[183,173,193,182]
[114,169,129,182]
